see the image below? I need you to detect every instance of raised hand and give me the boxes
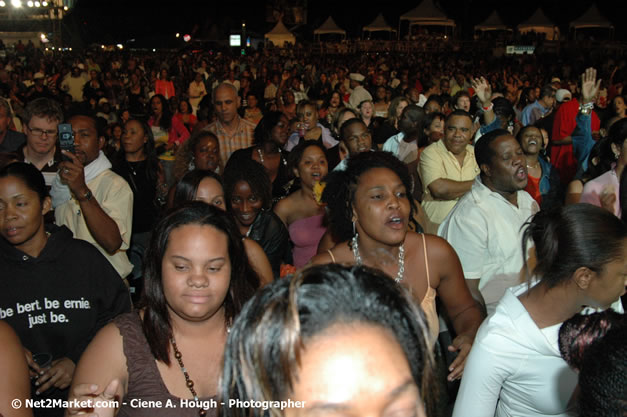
[581,67,601,105]
[471,76,492,106]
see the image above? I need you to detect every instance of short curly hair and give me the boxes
[173,130,222,181]
[322,151,417,242]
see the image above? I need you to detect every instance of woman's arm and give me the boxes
[273,197,292,226]
[426,235,484,380]
[65,323,128,416]
[451,335,507,417]
[0,321,33,417]
[243,239,274,286]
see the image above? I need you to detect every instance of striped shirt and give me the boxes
[205,117,256,164]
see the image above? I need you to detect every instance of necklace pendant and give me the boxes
[352,233,405,283]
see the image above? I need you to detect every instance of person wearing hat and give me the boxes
[25,72,54,101]
[555,89,572,104]
[551,68,602,185]
[551,77,562,90]
[96,98,117,125]
[348,73,373,110]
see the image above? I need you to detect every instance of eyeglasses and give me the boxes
[28,126,57,138]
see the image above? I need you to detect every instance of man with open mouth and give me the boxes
[438,128,539,316]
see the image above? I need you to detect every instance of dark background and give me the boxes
[63,0,624,46]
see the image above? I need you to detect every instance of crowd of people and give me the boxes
[0,40,626,417]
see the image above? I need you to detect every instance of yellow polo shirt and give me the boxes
[419,140,480,225]
[54,170,134,278]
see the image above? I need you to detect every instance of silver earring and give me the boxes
[352,220,356,236]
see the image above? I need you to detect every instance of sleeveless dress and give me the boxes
[327,233,438,346]
[114,313,218,417]
[288,214,326,268]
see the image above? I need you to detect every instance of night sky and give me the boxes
[63,0,624,46]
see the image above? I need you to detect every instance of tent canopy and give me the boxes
[400,0,455,27]
[475,11,511,32]
[313,16,346,36]
[264,20,295,47]
[517,8,556,38]
[518,9,554,31]
[570,4,613,29]
[363,14,396,32]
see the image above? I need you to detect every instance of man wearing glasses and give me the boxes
[18,98,64,187]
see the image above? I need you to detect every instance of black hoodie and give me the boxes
[0,224,131,365]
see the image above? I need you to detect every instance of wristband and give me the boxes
[579,102,594,115]
[482,103,493,112]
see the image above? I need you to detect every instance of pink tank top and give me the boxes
[288,214,326,268]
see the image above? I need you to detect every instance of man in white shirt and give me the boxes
[348,73,373,110]
[438,129,539,314]
[382,105,426,166]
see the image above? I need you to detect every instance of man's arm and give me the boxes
[419,146,475,200]
[76,192,124,254]
[427,178,474,200]
[59,151,128,254]
[551,136,572,145]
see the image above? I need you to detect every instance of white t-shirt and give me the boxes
[382,132,418,164]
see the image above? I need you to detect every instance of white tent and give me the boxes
[570,4,612,29]
[313,16,346,39]
[264,20,296,47]
[517,9,556,39]
[475,11,510,32]
[399,0,455,30]
[363,14,396,33]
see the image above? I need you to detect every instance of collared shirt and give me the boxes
[521,100,551,126]
[419,140,480,225]
[205,116,256,164]
[438,177,539,314]
[18,145,61,187]
[54,170,134,278]
[382,132,418,164]
[452,283,578,417]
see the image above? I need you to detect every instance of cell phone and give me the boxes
[58,123,74,161]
